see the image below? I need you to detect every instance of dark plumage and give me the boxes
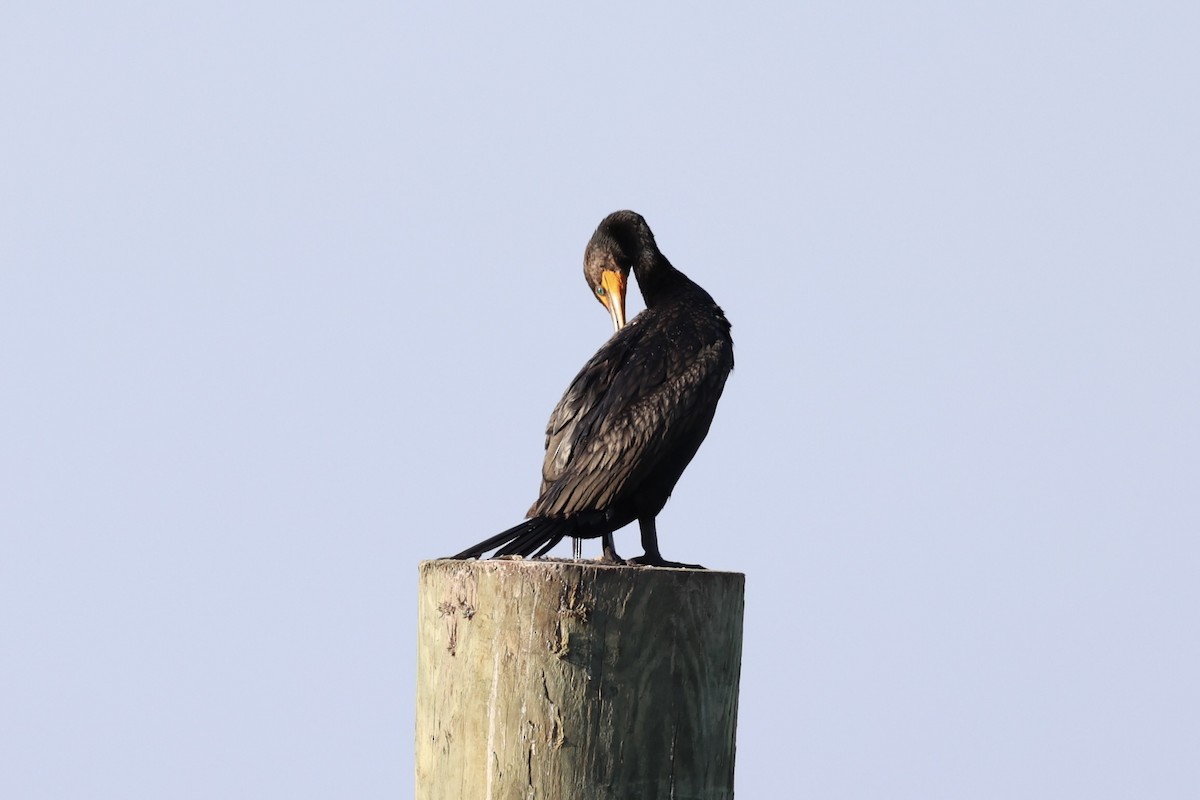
[450,210,733,567]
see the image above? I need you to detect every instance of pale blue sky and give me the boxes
[3,2,1198,798]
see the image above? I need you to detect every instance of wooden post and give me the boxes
[415,559,744,800]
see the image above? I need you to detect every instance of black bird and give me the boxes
[451,210,734,567]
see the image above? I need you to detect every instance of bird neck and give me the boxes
[633,253,688,307]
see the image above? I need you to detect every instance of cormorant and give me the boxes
[450,210,733,567]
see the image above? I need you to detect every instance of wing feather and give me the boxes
[529,309,733,518]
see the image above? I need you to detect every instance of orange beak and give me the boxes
[598,269,627,331]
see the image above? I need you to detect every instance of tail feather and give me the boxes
[496,520,569,557]
[449,518,574,560]
[530,535,565,558]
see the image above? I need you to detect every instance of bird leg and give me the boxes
[628,517,705,569]
[572,537,582,562]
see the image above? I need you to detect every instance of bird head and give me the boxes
[583,236,630,333]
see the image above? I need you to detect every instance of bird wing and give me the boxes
[530,314,732,518]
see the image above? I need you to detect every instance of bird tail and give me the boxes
[448,517,575,560]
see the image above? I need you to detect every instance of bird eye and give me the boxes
[595,286,607,297]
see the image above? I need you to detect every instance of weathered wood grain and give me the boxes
[415,559,744,800]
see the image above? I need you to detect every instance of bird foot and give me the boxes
[626,555,706,569]
[598,546,625,564]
